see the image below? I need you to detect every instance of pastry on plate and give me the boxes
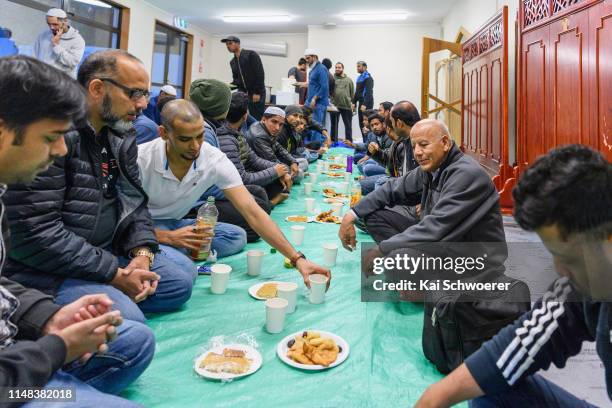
[200,348,251,374]
[256,283,277,298]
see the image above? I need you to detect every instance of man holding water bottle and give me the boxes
[138,99,332,288]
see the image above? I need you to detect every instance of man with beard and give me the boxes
[247,107,300,187]
[276,105,315,173]
[3,50,196,324]
[139,100,332,290]
[330,62,355,143]
[304,49,329,131]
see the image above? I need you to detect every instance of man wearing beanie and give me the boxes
[247,107,301,187]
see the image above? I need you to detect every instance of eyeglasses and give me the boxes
[97,78,150,101]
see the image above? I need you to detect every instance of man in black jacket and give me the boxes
[0,55,153,406]
[352,61,374,130]
[4,50,196,324]
[222,36,266,120]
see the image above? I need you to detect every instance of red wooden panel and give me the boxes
[491,59,503,162]
[470,69,479,151]
[479,64,489,158]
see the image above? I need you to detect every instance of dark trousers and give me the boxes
[216,185,271,243]
[248,91,266,121]
[264,179,286,199]
[364,206,419,244]
[330,108,353,142]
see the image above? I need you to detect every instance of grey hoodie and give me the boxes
[33,26,85,78]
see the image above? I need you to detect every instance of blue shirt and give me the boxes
[306,61,330,107]
[134,114,159,145]
[143,95,160,125]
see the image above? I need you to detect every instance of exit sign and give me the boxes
[174,17,188,30]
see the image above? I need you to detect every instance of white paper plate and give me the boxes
[322,191,349,200]
[313,218,341,225]
[277,330,350,371]
[323,198,348,204]
[284,216,314,223]
[194,344,262,380]
[325,173,345,178]
[248,281,284,300]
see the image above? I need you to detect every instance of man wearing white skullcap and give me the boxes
[33,8,85,77]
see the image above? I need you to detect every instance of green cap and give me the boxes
[189,79,232,119]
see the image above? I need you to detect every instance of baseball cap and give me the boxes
[221,35,240,43]
[47,8,67,18]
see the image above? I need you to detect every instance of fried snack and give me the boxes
[200,352,251,374]
[256,283,277,298]
[287,215,309,222]
[286,331,339,367]
[316,210,340,224]
[327,172,344,177]
[322,188,348,199]
[223,349,245,358]
[329,164,344,170]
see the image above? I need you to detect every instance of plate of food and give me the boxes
[249,281,283,300]
[323,197,347,204]
[325,172,345,178]
[285,215,313,223]
[314,210,341,224]
[322,188,349,199]
[277,330,349,371]
[328,163,346,170]
[195,344,262,380]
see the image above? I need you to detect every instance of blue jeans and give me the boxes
[55,251,197,323]
[469,374,597,408]
[312,103,327,126]
[363,160,386,176]
[359,174,387,195]
[23,320,154,407]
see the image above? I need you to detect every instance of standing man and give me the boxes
[222,35,266,120]
[330,62,355,143]
[304,49,329,129]
[352,60,374,129]
[33,8,85,78]
[288,58,308,104]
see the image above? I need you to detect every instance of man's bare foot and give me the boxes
[270,193,290,206]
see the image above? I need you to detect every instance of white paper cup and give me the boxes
[277,282,298,313]
[246,250,265,276]
[344,172,351,182]
[309,274,329,304]
[331,202,343,217]
[265,297,288,333]
[304,182,313,196]
[339,182,349,194]
[305,197,316,214]
[323,161,330,172]
[210,264,232,294]
[290,225,306,246]
[309,172,318,184]
[322,243,338,267]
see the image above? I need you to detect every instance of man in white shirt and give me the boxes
[138,99,332,286]
[33,8,85,78]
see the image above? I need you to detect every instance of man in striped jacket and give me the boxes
[416,145,611,407]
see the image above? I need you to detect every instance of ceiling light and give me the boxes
[342,12,409,21]
[73,0,112,8]
[222,15,291,23]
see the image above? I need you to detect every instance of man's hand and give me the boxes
[339,212,358,251]
[290,163,299,177]
[309,99,316,109]
[368,142,379,154]
[57,311,123,364]
[351,103,356,112]
[415,204,422,219]
[357,155,369,165]
[252,94,261,103]
[43,294,114,335]
[281,173,293,191]
[275,163,289,177]
[415,364,484,407]
[51,31,62,46]
[343,140,354,148]
[362,245,383,278]
[295,258,331,289]
[158,225,212,252]
[111,267,160,303]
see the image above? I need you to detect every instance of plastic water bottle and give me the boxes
[190,196,218,261]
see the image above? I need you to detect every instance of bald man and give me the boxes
[339,119,505,254]
[138,99,332,289]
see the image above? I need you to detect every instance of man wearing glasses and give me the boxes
[3,50,196,323]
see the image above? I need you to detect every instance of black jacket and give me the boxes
[3,126,158,293]
[216,123,280,186]
[246,122,297,167]
[276,123,302,156]
[372,137,418,177]
[353,74,374,108]
[0,191,66,401]
[354,143,505,254]
[230,49,265,96]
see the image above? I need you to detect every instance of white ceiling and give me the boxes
[146,0,456,34]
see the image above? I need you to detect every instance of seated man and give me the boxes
[247,107,301,185]
[301,106,331,151]
[345,108,388,167]
[357,113,391,195]
[339,119,504,253]
[217,92,291,208]
[4,50,196,324]
[0,55,153,406]
[276,105,315,173]
[138,100,332,288]
[415,145,612,408]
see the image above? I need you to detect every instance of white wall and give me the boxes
[204,33,308,95]
[308,24,441,112]
[441,0,518,162]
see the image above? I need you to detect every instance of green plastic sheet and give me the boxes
[123,148,462,407]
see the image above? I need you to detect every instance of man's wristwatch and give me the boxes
[290,251,306,267]
[131,247,155,268]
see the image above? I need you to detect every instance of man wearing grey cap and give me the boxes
[33,8,85,78]
[222,35,266,120]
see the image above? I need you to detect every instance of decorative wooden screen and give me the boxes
[461,7,510,200]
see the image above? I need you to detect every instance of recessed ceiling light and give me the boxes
[74,0,112,8]
[222,15,292,23]
[342,12,409,21]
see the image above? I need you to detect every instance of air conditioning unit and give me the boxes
[239,40,287,57]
